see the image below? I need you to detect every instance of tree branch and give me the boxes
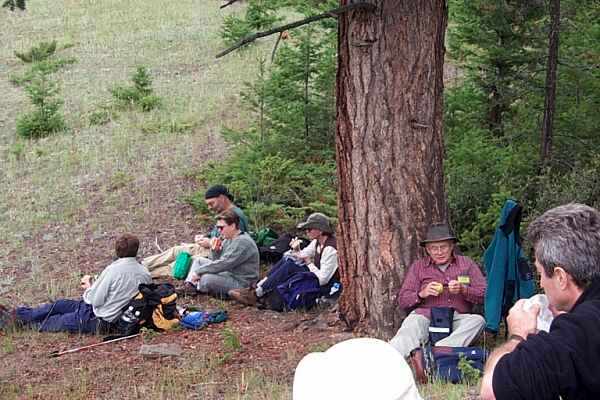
[216,2,377,59]
[220,0,240,9]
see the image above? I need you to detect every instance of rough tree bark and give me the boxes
[336,0,448,337]
[540,0,560,168]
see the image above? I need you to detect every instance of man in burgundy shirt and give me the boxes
[389,224,486,359]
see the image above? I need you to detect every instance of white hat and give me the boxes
[293,338,422,400]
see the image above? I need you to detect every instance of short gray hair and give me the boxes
[527,203,600,287]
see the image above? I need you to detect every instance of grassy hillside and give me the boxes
[0,0,265,294]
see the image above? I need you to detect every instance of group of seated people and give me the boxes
[3,184,600,400]
[0,185,340,333]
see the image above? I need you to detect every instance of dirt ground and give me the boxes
[0,158,353,399]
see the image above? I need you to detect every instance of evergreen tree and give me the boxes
[448,0,546,138]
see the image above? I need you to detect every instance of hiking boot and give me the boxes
[228,287,257,307]
[0,305,17,331]
[177,282,199,297]
[410,348,428,384]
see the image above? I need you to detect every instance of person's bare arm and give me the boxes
[480,300,540,400]
[480,338,520,400]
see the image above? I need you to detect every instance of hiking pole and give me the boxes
[49,333,140,358]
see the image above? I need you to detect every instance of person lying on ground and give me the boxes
[480,203,600,400]
[142,184,249,274]
[183,209,259,298]
[12,234,151,334]
[228,212,338,307]
[388,223,486,381]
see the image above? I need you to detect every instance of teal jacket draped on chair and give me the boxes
[483,199,535,333]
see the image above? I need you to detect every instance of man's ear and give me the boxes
[553,266,571,289]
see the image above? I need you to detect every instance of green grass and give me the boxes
[0,0,265,270]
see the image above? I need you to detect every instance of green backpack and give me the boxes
[172,252,192,280]
[252,228,278,247]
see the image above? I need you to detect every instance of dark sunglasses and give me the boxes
[216,224,227,231]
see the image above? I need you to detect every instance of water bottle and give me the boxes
[121,306,140,324]
[329,282,341,296]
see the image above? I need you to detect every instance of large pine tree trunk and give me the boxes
[336,0,448,337]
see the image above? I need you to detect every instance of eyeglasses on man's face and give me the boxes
[216,224,227,231]
[425,243,452,254]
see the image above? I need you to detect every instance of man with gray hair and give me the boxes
[480,203,600,400]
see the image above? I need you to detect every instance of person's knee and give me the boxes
[197,274,215,292]
[470,314,486,329]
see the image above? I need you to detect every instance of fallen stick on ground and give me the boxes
[48,333,140,358]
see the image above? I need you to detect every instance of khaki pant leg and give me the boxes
[142,243,198,271]
[189,245,210,260]
[435,312,485,348]
[389,312,430,357]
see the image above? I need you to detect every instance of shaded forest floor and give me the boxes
[0,167,353,399]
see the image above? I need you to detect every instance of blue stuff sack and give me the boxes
[431,346,487,384]
[276,271,321,311]
[181,310,228,330]
[181,311,207,330]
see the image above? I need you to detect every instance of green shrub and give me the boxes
[138,94,161,111]
[14,40,57,63]
[222,326,241,351]
[111,66,161,111]
[532,158,600,219]
[220,0,282,45]
[16,74,65,139]
[140,117,196,135]
[194,16,338,231]
[88,108,113,126]
[10,41,76,86]
[8,142,26,160]
[457,353,482,385]
[11,57,76,86]
[2,0,26,11]
[221,15,253,46]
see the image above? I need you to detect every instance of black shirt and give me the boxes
[492,279,600,399]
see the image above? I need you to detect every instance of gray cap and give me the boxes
[297,213,334,234]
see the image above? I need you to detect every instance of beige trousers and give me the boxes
[142,243,210,278]
[389,311,485,357]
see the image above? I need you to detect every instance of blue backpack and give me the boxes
[276,272,321,311]
[424,346,487,384]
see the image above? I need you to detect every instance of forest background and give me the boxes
[201,0,600,260]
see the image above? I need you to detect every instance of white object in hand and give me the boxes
[290,237,302,251]
[523,294,554,332]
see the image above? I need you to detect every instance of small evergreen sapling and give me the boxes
[2,0,26,11]
[14,40,57,63]
[111,66,161,111]
[16,74,65,139]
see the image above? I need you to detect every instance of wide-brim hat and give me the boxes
[297,212,333,234]
[419,223,458,247]
[293,338,422,400]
